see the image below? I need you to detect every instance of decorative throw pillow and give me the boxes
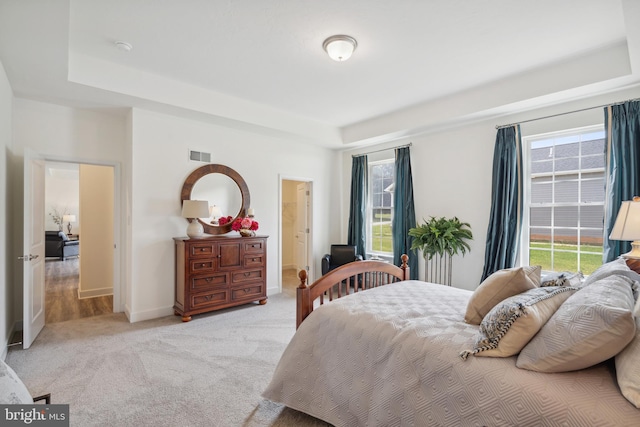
[460,286,577,359]
[516,274,637,373]
[464,265,541,325]
[540,271,583,287]
[615,296,640,408]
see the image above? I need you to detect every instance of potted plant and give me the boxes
[409,216,473,285]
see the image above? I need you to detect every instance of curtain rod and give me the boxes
[495,97,640,129]
[352,142,412,158]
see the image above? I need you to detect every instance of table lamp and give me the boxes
[181,200,210,238]
[62,214,76,235]
[609,196,640,259]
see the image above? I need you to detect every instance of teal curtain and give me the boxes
[481,125,523,281]
[603,101,640,262]
[392,147,418,279]
[348,155,367,258]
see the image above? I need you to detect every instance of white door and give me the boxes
[22,149,46,348]
[296,183,310,278]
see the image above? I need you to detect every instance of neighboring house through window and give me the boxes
[522,125,605,275]
[368,159,394,257]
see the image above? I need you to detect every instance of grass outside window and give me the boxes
[529,242,602,275]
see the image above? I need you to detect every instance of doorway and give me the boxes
[280,178,312,296]
[43,161,114,324]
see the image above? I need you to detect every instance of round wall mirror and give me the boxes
[181,164,250,235]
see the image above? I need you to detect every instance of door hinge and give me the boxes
[306,190,309,196]
[306,228,309,233]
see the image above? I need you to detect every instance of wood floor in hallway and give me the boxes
[45,258,113,324]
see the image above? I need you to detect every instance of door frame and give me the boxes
[278,175,313,293]
[35,154,123,313]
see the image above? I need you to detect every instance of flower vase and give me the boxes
[239,229,255,237]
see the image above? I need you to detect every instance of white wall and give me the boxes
[44,163,79,233]
[0,59,13,359]
[128,108,339,321]
[342,86,640,291]
[79,164,114,298]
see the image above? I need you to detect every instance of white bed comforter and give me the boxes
[263,280,640,426]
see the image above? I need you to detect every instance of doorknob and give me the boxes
[18,254,39,261]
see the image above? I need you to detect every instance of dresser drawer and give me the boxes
[189,243,215,258]
[190,289,228,309]
[243,240,265,254]
[244,254,265,268]
[231,269,264,284]
[191,273,228,291]
[189,259,215,274]
[231,283,264,301]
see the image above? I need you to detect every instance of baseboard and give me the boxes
[127,306,174,323]
[267,286,282,296]
[2,320,22,361]
[282,263,296,270]
[77,287,113,299]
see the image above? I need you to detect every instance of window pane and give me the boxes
[529,248,552,271]
[530,207,551,227]
[531,181,552,203]
[531,160,553,174]
[581,153,605,169]
[581,138,605,155]
[554,157,579,171]
[554,206,578,227]
[554,228,577,245]
[554,142,579,158]
[530,227,551,243]
[581,177,604,202]
[581,205,603,228]
[555,178,578,202]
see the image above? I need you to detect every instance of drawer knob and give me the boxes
[205,277,213,283]
[201,263,206,267]
[244,272,250,276]
[200,248,206,252]
[253,258,257,262]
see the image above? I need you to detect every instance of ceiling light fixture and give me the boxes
[115,41,133,52]
[322,35,357,62]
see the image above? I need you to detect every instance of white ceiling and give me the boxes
[1,0,639,148]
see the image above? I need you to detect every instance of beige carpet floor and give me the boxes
[6,270,330,427]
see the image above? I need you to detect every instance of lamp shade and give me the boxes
[62,214,76,223]
[209,205,223,219]
[323,35,357,62]
[610,197,640,258]
[181,200,209,219]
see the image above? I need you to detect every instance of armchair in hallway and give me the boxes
[321,244,363,276]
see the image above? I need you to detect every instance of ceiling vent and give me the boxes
[189,150,211,163]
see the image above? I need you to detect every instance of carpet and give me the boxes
[6,291,331,427]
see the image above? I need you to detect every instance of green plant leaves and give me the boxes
[409,216,473,260]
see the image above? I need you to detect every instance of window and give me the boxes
[368,160,394,256]
[522,126,605,275]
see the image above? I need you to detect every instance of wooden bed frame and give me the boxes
[296,254,410,328]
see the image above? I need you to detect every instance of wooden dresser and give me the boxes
[174,235,268,321]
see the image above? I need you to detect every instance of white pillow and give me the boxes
[460,286,577,359]
[517,274,636,372]
[582,257,640,288]
[464,265,541,325]
[615,296,640,408]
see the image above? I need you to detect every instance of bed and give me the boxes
[263,255,640,426]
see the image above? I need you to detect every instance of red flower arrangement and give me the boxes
[218,215,259,235]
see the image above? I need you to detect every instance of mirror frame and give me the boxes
[181,164,250,235]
